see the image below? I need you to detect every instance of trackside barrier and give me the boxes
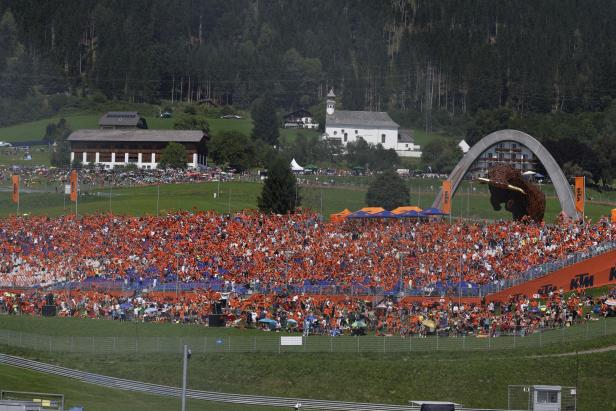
[0,318,613,355]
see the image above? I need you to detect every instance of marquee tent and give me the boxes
[420,207,447,216]
[359,207,385,214]
[290,158,304,172]
[330,208,352,223]
[392,206,423,214]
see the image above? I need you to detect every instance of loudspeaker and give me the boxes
[42,305,57,317]
[208,314,225,327]
[45,293,54,305]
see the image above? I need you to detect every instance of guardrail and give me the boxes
[0,318,613,355]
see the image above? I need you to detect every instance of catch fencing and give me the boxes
[0,318,613,356]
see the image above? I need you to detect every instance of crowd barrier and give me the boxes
[0,318,613,355]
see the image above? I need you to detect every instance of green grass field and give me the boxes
[0,179,613,222]
[0,113,314,145]
[0,315,615,410]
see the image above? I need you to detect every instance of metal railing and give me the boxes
[0,318,613,355]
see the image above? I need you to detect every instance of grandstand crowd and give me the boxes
[0,211,614,292]
[1,210,615,335]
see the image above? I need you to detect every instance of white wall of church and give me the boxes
[325,125,398,150]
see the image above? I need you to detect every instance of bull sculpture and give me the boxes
[478,164,546,222]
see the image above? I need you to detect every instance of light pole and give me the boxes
[181,345,191,411]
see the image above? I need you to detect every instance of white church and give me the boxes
[323,90,421,157]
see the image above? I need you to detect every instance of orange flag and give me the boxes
[441,180,452,214]
[70,170,78,202]
[11,175,19,204]
[574,176,585,215]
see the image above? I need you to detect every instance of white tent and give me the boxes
[522,170,537,176]
[458,140,470,153]
[290,158,304,172]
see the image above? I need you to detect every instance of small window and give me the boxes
[341,129,345,133]
[537,391,558,404]
[344,133,348,142]
[355,130,358,134]
[405,144,409,148]
[333,131,337,136]
[381,134,386,144]
[512,143,517,149]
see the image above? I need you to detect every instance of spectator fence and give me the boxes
[0,317,613,355]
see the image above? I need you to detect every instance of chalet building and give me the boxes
[469,141,538,176]
[98,112,148,129]
[283,109,319,129]
[323,90,421,158]
[67,129,207,170]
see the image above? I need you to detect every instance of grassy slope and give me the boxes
[0,317,614,411]
[0,179,613,222]
[0,113,315,144]
[0,364,274,411]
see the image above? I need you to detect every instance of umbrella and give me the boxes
[120,302,133,310]
[606,298,616,307]
[421,319,436,329]
[287,319,298,325]
[351,320,367,328]
[144,307,158,314]
[258,318,277,324]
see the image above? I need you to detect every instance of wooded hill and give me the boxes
[1,0,615,116]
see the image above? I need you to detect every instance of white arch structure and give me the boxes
[432,129,579,218]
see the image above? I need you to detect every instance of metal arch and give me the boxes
[431,129,579,218]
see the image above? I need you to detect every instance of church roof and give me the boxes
[326,110,399,129]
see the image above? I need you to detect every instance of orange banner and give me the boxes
[11,175,19,204]
[70,170,78,202]
[575,176,585,215]
[441,180,452,214]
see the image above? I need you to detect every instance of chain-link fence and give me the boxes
[0,318,613,356]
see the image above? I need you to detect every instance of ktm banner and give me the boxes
[488,248,616,302]
[575,176,585,215]
[11,175,19,204]
[441,180,452,214]
[70,170,78,202]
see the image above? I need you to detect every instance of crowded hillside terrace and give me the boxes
[1,211,614,296]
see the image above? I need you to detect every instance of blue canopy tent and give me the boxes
[368,210,399,219]
[346,210,372,219]
[398,210,421,218]
[420,207,447,216]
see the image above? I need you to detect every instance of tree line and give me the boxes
[1,0,616,117]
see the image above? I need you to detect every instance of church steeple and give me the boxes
[326,89,336,115]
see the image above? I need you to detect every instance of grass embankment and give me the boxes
[0,179,613,222]
[0,315,615,410]
[0,364,273,411]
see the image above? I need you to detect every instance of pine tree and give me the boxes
[251,92,279,146]
[258,156,300,214]
[365,169,409,210]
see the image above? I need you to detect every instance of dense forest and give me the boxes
[1,0,616,183]
[1,0,616,114]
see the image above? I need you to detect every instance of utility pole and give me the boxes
[156,184,160,216]
[181,345,191,411]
